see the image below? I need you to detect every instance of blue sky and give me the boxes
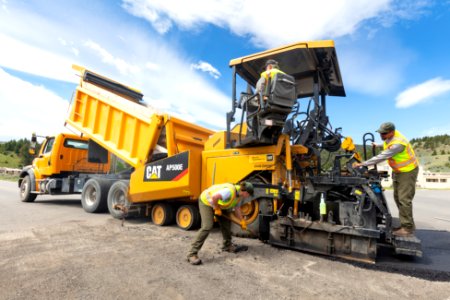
[1,0,450,144]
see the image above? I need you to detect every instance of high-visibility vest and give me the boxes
[260,68,285,94]
[383,130,419,173]
[200,183,241,210]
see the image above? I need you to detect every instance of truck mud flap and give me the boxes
[269,217,379,263]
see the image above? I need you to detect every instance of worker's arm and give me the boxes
[209,188,231,210]
[210,193,222,210]
[234,206,243,220]
[234,206,247,230]
[355,144,405,167]
[255,76,264,94]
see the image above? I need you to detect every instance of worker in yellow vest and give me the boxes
[354,122,419,237]
[255,59,285,97]
[187,182,254,265]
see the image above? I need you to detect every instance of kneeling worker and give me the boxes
[187,182,254,265]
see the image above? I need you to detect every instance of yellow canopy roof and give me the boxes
[229,40,345,98]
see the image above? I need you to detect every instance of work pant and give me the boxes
[187,200,232,258]
[392,167,419,230]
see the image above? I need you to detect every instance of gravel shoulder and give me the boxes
[1,180,450,299]
[1,217,450,300]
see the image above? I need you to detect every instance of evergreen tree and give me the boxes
[19,142,34,166]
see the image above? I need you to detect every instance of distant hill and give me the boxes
[0,139,34,169]
[410,134,450,172]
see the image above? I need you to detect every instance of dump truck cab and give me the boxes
[19,133,110,202]
[33,133,109,177]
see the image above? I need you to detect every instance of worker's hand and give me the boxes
[240,219,247,231]
[214,208,222,216]
[353,162,363,168]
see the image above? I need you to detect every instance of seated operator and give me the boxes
[255,59,286,99]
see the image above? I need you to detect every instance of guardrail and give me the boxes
[0,167,21,176]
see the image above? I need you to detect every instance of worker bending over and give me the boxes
[187,182,253,265]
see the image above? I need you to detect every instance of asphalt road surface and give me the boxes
[1,180,450,299]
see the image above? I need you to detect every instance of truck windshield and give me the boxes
[64,139,88,150]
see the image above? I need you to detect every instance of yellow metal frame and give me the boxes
[229,40,335,66]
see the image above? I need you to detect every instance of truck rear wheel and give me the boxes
[176,204,200,230]
[151,203,174,226]
[19,175,37,202]
[107,180,131,219]
[81,178,111,213]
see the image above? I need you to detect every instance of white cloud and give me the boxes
[191,61,221,79]
[0,2,229,131]
[1,0,8,13]
[395,77,450,108]
[145,62,160,71]
[121,0,428,48]
[0,33,77,83]
[84,40,140,76]
[422,124,450,137]
[0,68,69,141]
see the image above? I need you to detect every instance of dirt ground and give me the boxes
[1,216,450,300]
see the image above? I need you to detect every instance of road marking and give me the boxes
[434,217,450,222]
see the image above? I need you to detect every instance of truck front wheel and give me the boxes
[19,175,37,202]
[81,178,110,213]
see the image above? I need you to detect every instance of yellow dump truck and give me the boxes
[19,40,422,262]
[64,65,214,228]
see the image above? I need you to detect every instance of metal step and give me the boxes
[392,235,422,257]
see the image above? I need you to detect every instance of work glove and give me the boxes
[240,219,247,231]
[214,208,222,216]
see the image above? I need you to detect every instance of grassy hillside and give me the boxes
[0,151,21,181]
[413,145,450,172]
[0,151,22,168]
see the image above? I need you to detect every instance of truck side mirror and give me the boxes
[29,132,37,155]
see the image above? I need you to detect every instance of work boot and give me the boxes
[222,244,248,253]
[393,227,414,237]
[187,255,202,265]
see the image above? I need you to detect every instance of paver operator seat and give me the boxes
[246,72,296,144]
